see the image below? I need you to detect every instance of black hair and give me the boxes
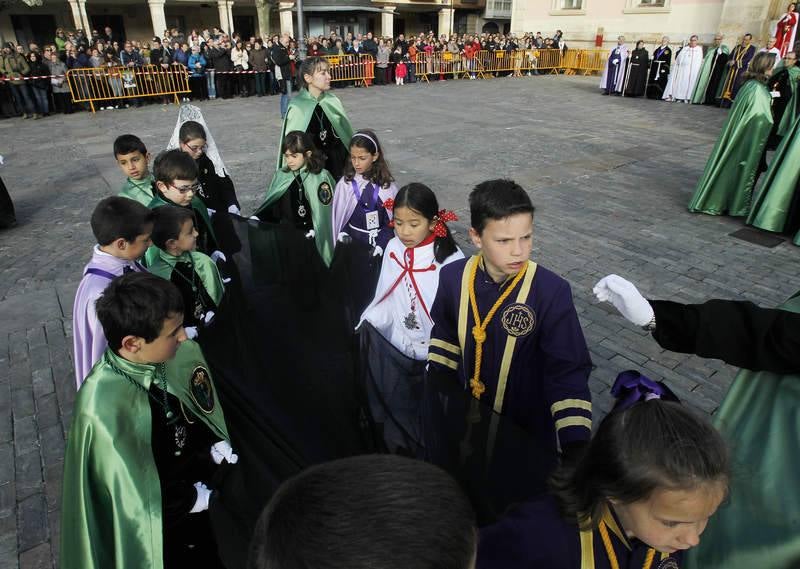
[150,205,195,250]
[299,56,330,89]
[96,272,184,351]
[469,179,535,234]
[394,183,458,263]
[549,400,730,530]
[153,149,199,186]
[113,134,147,158]
[90,196,154,246]
[343,129,394,188]
[178,120,207,144]
[281,130,325,174]
[248,455,476,569]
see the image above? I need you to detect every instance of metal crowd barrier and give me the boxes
[66,63,190,112]
[322,54,375,87]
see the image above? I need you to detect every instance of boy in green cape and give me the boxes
[115,134,155,207]
[60,272,237,569]
[149,205,225,339]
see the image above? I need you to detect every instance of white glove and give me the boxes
[222,277,232,284]
[227,204,241,215]
[249,215,261,221]
[207,208,217,217]
[185,326,199,339]
[0,155,4,166]
[592,274,654,327]
[337,231,351,243]
[304,229,316,239]
[210,250,226,263]
[190,481,211,513]
[203,310,216,325]
[372,245,384,257]
[210,440,239,464]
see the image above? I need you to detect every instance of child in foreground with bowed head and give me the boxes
[477,372,730,569]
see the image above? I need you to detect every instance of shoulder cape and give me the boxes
[276,88,354,170]
[60,342,228,569]
[685,291,800,569]
[148,248,225,305]
[691,45,730,104]
[119,175,155,207]
[254,166,337,266]
[688,80,773,216]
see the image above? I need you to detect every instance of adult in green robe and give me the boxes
[685,290,800,569]
[771,53,800,139]
[146,192,218,265]
[149,248,226,325]
[746,114,800,246]
[688,74,773,217]
[119,173,156,207]
[277,57,354,181]
[60,340,230,569]
[253,166,337,266]
[691,37,729,104]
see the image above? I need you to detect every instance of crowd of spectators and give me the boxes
[0,25,568,119]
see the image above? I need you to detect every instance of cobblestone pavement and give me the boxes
[1,75,798,568]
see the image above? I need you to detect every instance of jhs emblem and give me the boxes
[500,304,535,337]
[318,182,333,206]
[656,558,679,569]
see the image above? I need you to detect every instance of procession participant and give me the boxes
[719,34,757,107]
[600,36,628,95]
[691,34,730,105]
[646,36,672,99]
[663,35,704,103]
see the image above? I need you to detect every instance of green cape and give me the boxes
[747,113,800,245]
[148,248,225,306]
[145,193,217,266]
[685,291,800,569]
[60,342,229,569]
[691,45,730,104]
[254,166,337,265]
[688,80,773,217]
[119,174,156,208]
[277,88,353,170]
[776,65,800,138]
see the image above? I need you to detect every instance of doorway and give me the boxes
[10,14,57,48]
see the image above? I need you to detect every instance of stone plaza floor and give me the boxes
[1,74,799,568]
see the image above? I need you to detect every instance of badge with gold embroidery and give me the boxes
[189,366,214,414]
[500,303,535,337]
[318,182,333,205]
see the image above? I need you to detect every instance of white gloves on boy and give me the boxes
[190,481,211,513]
[210,250,227,263]
[372,245,384,257]
[185,326,199,340]
[305,229,316,239]
[337,232,351,243]
[227,205,241,215]
[207,208,216,218]
[592,274,655,327]
[203,311,216,325]
[210,440,239,465]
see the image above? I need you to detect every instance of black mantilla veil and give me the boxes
[201,214,556,567]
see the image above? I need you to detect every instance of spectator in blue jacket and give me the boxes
[188,45,207,100]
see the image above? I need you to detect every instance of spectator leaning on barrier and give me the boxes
[188,44,207,101]
[46,51,71,114]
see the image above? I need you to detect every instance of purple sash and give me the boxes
[351,180,379,211]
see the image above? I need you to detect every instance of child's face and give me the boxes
[612,482,726,554]
[468,213,533,283]
[350,146,378,176]
[120,228,153,261]
[180,137,207,161]
[283,149,309,172]
[116,150,149,180]
[135,312,187,363]
[170,219,198,254]
[158,178,198,206]
[393,206,436,249]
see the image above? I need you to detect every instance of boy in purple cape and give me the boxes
[72,197,153,388]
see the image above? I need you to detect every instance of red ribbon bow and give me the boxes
[383,198,395,211]
[433,209,458,237]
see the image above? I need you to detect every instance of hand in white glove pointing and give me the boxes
[592,274,654,327]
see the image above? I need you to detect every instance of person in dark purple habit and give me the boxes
[426,179,592,459]
[476,372,730,569]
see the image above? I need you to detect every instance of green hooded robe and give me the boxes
[691,44,730,104]
[746,114,800,246]
[119,174,156,208]
[685,291,800,569]
[60,341,229,569]
[688,80,773,217]
[253,166,337,266]
[148,248,226,307]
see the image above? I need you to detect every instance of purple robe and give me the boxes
[600,44,629,93]
[476,494,684,569]
[427,256,592,453]
[330,173,398,248]
[72,247,145,388]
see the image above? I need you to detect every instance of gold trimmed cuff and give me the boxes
[428,352,459,370]
[551,399,592,416]
[555,416,592,432]
[430,338,462,356]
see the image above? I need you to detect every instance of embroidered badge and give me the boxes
[189,366,214,414]
[656,558,679,569]
[318,182,333,205]
[500,303,535,337]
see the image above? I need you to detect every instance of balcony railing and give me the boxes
[484,0,511,18]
